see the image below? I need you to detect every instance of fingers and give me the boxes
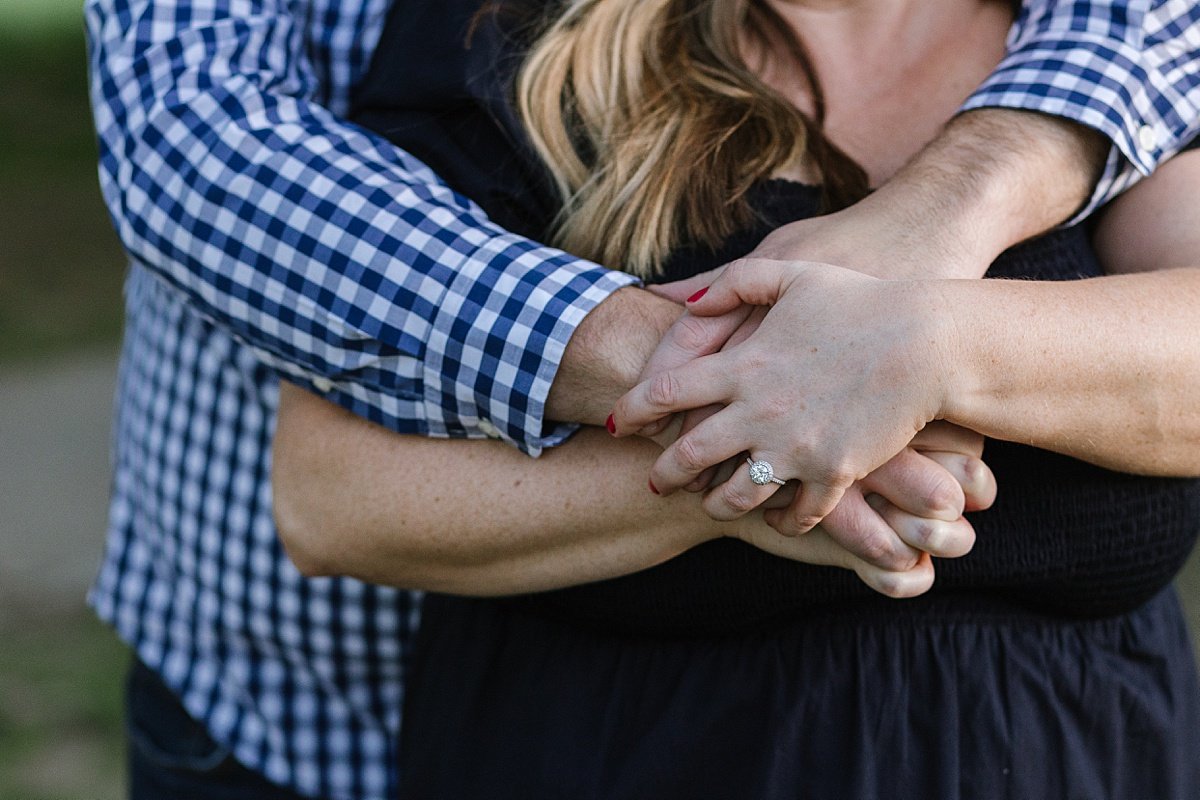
[909,421,984,458]
[682,258,802,316]
[781,485,922,571]
[920,451,997,512]
[636,312,757,439]
[645,267,724,304]
[852,551,936,599]
[735,522,934,599]
[677,405,723,491]
[637,306,752,382]
[763,477,852,538]
[613,359,734,451]
[701,455,785,521]
[865,494,976,559]
[859,448,964,521]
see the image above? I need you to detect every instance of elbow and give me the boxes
[271,412,359,578]
[271,468,341,579]
[274,491,336,578]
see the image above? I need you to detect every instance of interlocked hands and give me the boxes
[612,258,986,581]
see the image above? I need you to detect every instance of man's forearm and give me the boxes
[546,287,683,426]
[876,109,1108,272]
[745,109,1108,281]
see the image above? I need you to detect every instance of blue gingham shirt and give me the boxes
[86,1,1200,798]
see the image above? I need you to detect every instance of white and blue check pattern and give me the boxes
[964,0,1200,217]
[85,0,1200,798]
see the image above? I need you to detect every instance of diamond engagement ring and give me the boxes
[746,457,786,486]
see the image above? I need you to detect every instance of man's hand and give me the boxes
[644,109,1108,376]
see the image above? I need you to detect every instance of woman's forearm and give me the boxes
[273,382,733,595]
[938,267,1200,476]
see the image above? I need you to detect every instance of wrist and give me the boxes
[546,287,682,425]
[844,187,997,280]
[925,279,983,427]
[880,109,1107,275]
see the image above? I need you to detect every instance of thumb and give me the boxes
[646,266,725,304]
[639,304,752,380]
[684,258,802,315]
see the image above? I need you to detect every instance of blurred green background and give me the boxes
[3,2,1200,800]
[1,0,128,798]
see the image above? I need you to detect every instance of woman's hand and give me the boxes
[694,424,993,572]
[611,258,956,535]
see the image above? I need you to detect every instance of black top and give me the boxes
[350,0,1200,635]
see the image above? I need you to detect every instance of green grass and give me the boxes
[0,610,128,800]
[1,0,86,37]
[0,28,127,364]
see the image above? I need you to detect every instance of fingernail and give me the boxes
[649,479,660,496]
[686,287,709,303]
[606,414,616,435]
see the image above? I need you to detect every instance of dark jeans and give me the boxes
[126,659,313,800]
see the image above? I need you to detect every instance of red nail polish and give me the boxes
[686,287,709,303]
[649,479,660,496]
[606,414,616,435]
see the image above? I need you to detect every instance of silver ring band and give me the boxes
[746,457,786,486]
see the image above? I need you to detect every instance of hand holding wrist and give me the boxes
[546,286,682,426]
[612,261,953,532]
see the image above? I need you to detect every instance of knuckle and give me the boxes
[647,372,680,410]
[811,456,857,491]
[790,510,822,534]
[925,471,964,515]
[910,519,942,550]
[856,532,894,566]
[673,315,716,354]
[673,435,708,474]
[961,455,985,485]
[721,485,759,515]
[759,393,792,423]
[859,532,915,571]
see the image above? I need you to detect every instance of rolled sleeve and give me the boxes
[87,0,636,455]
[961,0,1200,219]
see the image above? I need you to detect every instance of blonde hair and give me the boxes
[512,0,866,278]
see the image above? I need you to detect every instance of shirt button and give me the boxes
[478,419,502,439]
[311,376,334,393]
[1137,124,1157,152]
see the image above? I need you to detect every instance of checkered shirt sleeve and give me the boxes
[963,0,1200,220]
[85,0,637,458]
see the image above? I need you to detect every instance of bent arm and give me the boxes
[748,1,1200,282]
[273,381,728,594]
[938,268,1200,476]
[963,0,1200,219]
[613,151,1200,526]
[938,150,1200,474]
[273,383,931,596]
[272,379,990,596]
[86,0,640,454]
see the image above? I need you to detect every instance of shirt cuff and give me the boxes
[420,234,639,457]
[960,34,1162,222]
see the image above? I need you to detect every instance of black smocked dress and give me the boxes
[350,4,1200,798]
